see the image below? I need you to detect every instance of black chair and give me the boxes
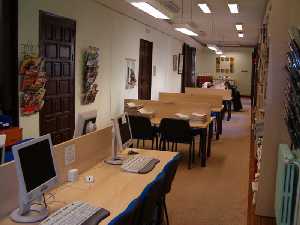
[108,198,142,225]
[128,115,159,149]
[159,118,195,169]
[160,153,182,225]
[138,172,165,225]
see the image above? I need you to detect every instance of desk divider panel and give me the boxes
[0,127,112,219]
[158,92,223,109]
[185,87,232,101]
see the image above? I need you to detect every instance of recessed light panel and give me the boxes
[130,2,170,19]
[198,4,211,14]
[235,24,243,31]
[228,3,239,14]
[175,28,198,36]
[238,33,244,38]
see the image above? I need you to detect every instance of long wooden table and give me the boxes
[0,149,179,225]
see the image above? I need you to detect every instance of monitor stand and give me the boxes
[104,131,123,165]
[10,204,48,223]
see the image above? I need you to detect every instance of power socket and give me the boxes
[65,144,76,166]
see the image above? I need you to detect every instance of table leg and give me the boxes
[216,112,222,140]
[207,122,213,158]
[200,128,207,167]
[227,100,232,121]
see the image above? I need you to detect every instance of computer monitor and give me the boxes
[10,134,58,223]
[114,113,134,150]
[105,114,133,165]
[74,110,98,138]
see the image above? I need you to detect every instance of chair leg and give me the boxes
[188,143,192,169]
[171,142,175,152]
[163,197,170,225]
[156,136,159,150]
[137,139,140,148]
[152,138,154,150]
[167,142,170,150]
[192,139,195,163]
[175,142,178,152]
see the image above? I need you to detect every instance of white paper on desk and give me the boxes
[127,102,137,108]
[191,113,207,118]
[138,108,153,115]
[174,113,190,120]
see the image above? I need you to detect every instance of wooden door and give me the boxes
[138,39,153,100]
[39,12,76,145]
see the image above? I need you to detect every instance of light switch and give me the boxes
[65,144,76,166]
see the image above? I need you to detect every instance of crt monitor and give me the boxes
[10,134,58,223]
[74,110,98,138]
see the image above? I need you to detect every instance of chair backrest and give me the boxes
[162,153,182,194]
[159,118,193,143]
[128,115,154,140]
[138,172,165,225]
[108,198,142,225]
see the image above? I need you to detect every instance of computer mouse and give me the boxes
[128,150,139,155]
[85,175,95,183]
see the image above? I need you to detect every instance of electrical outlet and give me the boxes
[65,144,76,166]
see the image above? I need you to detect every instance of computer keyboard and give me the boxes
[40,201,110,225]
[121,155,160,174]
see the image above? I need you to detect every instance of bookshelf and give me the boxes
[284,27,300,149]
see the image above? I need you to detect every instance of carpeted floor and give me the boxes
[167,99,251,225]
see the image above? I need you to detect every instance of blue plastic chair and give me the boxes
[108,198,142,225]
[161,153,182,225]
[139,172,166,225]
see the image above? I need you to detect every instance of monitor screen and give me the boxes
[117,116,131,145]
[18,139,56,192]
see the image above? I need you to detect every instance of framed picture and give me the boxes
[178,54,184,74]
[125,58,137,89]
[173,55,178,71]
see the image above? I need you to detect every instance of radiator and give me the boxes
[275,144,300,225]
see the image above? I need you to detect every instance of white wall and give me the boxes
[18,0,183,138]
[196,47,253,96]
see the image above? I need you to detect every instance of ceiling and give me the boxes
[95,0,268,47]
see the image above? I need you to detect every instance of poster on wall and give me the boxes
[125,58,137,89]
[82,46,100,105]
[216,57,234,73]
[178,54,184,74]
[173,55,178,71]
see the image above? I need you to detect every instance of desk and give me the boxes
[151,117,213,167]
[0,149,178,225]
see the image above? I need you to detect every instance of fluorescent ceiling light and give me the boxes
[221,55,226,58]
[175,28,198,36]
[216,50,223,55]
[238,33,244,38]
[207,44,218,51]
[198,4,211,14]
[228,3,239,14]
[235,24,243,31]
[130,2,170,19]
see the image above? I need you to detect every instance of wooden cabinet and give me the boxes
[0,127,23,147]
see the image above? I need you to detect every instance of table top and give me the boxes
[0,149,178,225]
[151,117,212,129]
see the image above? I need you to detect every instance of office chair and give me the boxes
[161,154,182,225]
[108,198,142,225]
[0,134,6,164]
[139,172,165,225]
[159,118,195,169]
[128,115,159,149]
